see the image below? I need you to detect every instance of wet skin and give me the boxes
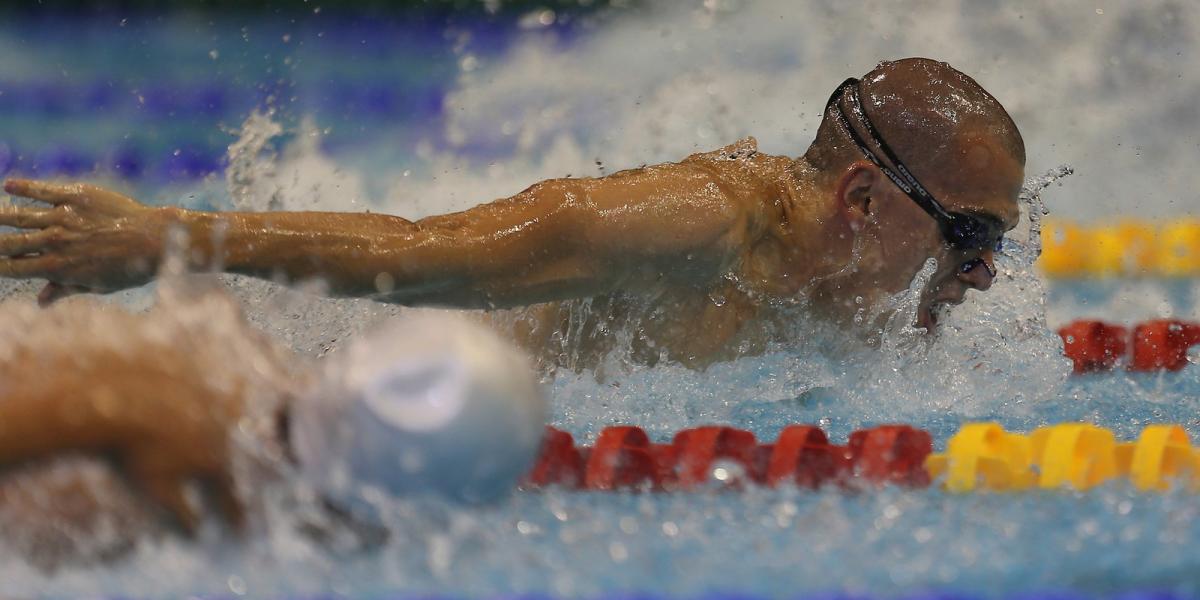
[818,131,1023,334]
[0,133,1020,371]
[0,140,1023,565]
[0,56,1027,565]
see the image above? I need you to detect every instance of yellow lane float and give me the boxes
[1038,219,1200,277]
[925,423,1035,492]
[1115,424,1199,491]
[927,423,1200,493]
[1029,424,1120,490]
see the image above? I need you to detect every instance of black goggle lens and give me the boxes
[944,213,1004,252]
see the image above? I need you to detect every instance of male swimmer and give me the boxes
[0,58,1023,370]
[0,294,546,567]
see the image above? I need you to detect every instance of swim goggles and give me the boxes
[825,78,1005,254]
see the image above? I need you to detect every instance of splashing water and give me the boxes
[225,109,285,212]
[7,2,1200,596]
[9,104,1085,600]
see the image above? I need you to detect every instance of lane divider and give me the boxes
[1059,319,1200,373]
[1040,218,1200,277]
[523,424,932,492]
[926,423,1199,492]
[525,423,1200,493]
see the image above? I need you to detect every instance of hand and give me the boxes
[0,179,173,305]
[0,303,255,534]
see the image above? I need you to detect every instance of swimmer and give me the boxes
[0,58,1023,369]
[0,294,546,568]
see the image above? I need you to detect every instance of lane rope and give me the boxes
[522,423,1200,494]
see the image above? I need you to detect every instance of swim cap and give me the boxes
[289,311,546,507]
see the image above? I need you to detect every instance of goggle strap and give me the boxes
[829,79,953,225]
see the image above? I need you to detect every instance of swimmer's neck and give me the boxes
[737,156,855,301]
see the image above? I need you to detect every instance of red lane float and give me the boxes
[523,424,933,492]
[670,426,761,489]
[1130,320,1200,371]
[1059,321,1128,373]
[522,426,584,488]
[1058,319,1200,373]
[765,425,844,488]
[847,425,933,487]
[583,426,659,491]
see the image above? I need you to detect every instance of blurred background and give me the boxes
[1,0,1199,319]
[5,4,1200,598]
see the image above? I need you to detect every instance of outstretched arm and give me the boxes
[0,166,747,307]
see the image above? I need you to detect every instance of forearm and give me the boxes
[172,207,607,307]
[174,208,418,297]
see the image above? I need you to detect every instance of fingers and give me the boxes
[3,178,84,206]
[128,445,245,535]
[37,282,91,307]
[0,205,59,229]
[138,476,200,536]
[210,472,246,534]
[0,229,59,256]
[0,256,55,279]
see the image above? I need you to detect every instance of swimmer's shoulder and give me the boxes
[683,136,792,167]
[682,136,763,164]
[680,137,794,191]
[560,138,787,235]
[679,137,792,223]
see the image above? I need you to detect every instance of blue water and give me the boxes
[4,5,1200,599]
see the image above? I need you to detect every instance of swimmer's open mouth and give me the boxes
[918,301,954,332]
[918,305,937,332]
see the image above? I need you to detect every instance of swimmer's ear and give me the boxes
[835,161,877,233]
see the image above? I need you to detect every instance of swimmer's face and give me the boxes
[832,134,1023,333]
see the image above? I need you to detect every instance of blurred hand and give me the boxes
[0,179,173,305]
[0,315,249,534]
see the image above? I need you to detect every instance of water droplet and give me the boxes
[608,541,628,562]
[227,575,247,596]
[619,516,638,534]
[662,521,679,536]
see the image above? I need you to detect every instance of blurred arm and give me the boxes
[0,344,245,533]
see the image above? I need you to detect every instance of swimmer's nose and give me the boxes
[957,250,996,291]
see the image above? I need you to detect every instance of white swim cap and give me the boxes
[289,311,546,506]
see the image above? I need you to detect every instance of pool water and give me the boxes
[4,2,1200,598]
